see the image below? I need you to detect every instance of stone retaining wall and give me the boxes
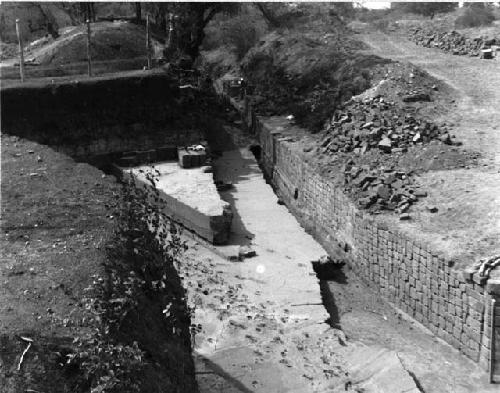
[219,86,499,370]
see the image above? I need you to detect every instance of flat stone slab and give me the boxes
[123,161,232,244]
[343,345,421,393]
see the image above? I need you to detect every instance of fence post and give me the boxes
[166,13,173,50]
[146,15,151,69]
[86,19,92,77]
[15,19,25,82]
[490,298,496,383]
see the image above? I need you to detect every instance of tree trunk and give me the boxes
[135,3,142,24]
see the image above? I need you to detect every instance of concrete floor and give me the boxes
[128,161,231,243]
[179,147,422,392]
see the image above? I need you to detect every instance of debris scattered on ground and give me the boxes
[409,27,499,58]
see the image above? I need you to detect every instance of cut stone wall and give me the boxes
[0,70,204,161]
[218,86,499,370]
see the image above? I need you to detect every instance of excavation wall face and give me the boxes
[0,71,202,162]
[221,90,499,370]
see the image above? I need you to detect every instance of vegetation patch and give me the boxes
[0,136,197,393]
[241,29,380,131]
[67,171,196,393]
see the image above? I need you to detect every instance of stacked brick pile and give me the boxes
[409,28,499,56]
[320,96,454,156]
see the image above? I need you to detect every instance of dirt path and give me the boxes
[357,29,500,167]
[353,28,500,269]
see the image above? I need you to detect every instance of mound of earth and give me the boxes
[24,21,159,66]
[241,26,387,130]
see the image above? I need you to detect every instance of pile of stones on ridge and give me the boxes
[342,161,433,217]
[409,27,499,57]
[319,96,458,216]
[320,96,456,156]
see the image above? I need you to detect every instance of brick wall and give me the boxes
[227,89,499,370]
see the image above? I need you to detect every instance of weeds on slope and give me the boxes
[67,170,194,393]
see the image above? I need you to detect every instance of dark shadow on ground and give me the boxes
[195,353,253,393]
[204,117,256,247]
[313,264,348,330]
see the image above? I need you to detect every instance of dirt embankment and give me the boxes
[0,70,215,164]
[217,14,479,220]
[210,6,497,266]
[0,134,198,392]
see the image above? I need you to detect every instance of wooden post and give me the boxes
[86,19,92,77]
[15,19,25,82]
[490,299,496,384]
[146,15,151,69]
[166,13,173,50]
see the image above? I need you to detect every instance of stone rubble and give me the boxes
[343,161,428,214]
[321,96,455,156]
[409,27,499,58]
[317,95,463,213]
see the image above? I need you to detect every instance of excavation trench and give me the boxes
[1,70,497,392]
[212,87,498,392]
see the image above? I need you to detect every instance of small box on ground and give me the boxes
[178,148,193,168]
[481,49,493,59]
[190,150,207,166]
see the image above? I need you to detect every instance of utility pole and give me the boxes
[15,19,25,82]
[146,15,151,69]
[166,13,174,51]
[86,19,92,77]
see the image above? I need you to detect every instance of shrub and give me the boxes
[67,170,191,393]
[223,16,260,60]
[455,7,495,28]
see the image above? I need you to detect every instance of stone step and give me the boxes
[121,161,232,244]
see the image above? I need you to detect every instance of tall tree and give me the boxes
[144,2,238,66]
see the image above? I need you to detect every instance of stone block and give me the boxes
[178,148,194,168]
[124,162,232,245]
[157,145,178,161]
[486,279,500,295]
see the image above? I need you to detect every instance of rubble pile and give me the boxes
[409,28,499,57]
[320,96,456,156]
[342,161,431,216]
